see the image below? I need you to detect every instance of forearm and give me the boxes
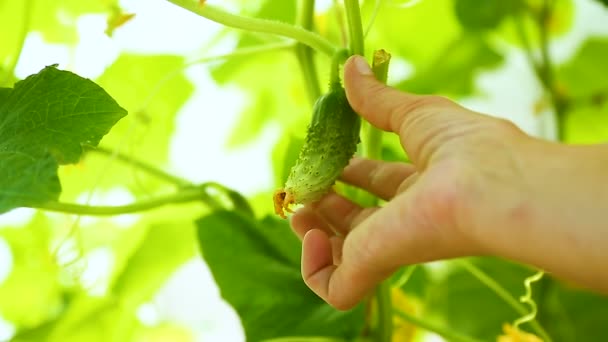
[488,137,608,293]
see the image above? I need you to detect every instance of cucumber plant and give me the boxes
[1,0,608,342]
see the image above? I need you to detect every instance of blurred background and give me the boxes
[1,0,608,341]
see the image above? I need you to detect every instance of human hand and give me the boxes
[290,55,608,310]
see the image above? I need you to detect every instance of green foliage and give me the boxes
[558,38,608,99]
[0,66,126,213]
[0,215,61,328]
[1,0,608,341]
[424,259,536,340]
[96,54,193,166]
[595,0,608,7]
[397,34,503,96]
[454,0,524,31]
[196,210,365,341]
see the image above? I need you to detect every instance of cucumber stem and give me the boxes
[329,49,349,88]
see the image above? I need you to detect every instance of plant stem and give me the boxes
[84,147,254,216]
[343,0,365,55]
[457,259,553,342]
[514,1,566,141]
[369,51,393,342]
[86,146,191,188]
[27,185,224,216]
[329,49,349,86]
[2,0,34,85]
[296,0,322,104]
[394,308,485,342]
[536,0,566,141]
[166,0,337,57]
[364,50,391,161]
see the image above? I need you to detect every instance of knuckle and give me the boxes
[389,95,454,133]
[355,81,388,113]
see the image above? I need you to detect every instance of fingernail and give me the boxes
[353,55,373,76]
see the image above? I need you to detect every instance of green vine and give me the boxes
[166,0,337,57]
[28,184,222,216]
[513,270,545,330]
[86,146,191,188]
[458,260,553,342]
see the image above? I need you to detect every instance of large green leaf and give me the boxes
[196,210,365,341]
[0,66,127,213]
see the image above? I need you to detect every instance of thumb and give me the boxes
[343,55,471,166]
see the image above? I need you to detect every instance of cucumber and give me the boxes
[274,82,360,218]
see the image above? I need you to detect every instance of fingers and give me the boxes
[290,206,333,240]
[341,157,417,200]
[302,227,393,310]
[291,191,380,238]
[343,55,474,166]
[300,180,477,309]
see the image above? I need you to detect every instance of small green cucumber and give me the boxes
[274,82,360,218]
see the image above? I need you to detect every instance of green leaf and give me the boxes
[424,258,540,341]
[362,0,461,70]
[396,34,503,96]
[453,0,524,31]
[210,0,297,84]
[196,211,365,341]
[0,65,127,213]
[95,54,193,165]
[29,0,112,44]
[563,102,608,143]
[212,50,309,148]
[558,38,608,99]
[111,222,197,303]
[542,282,608,341]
